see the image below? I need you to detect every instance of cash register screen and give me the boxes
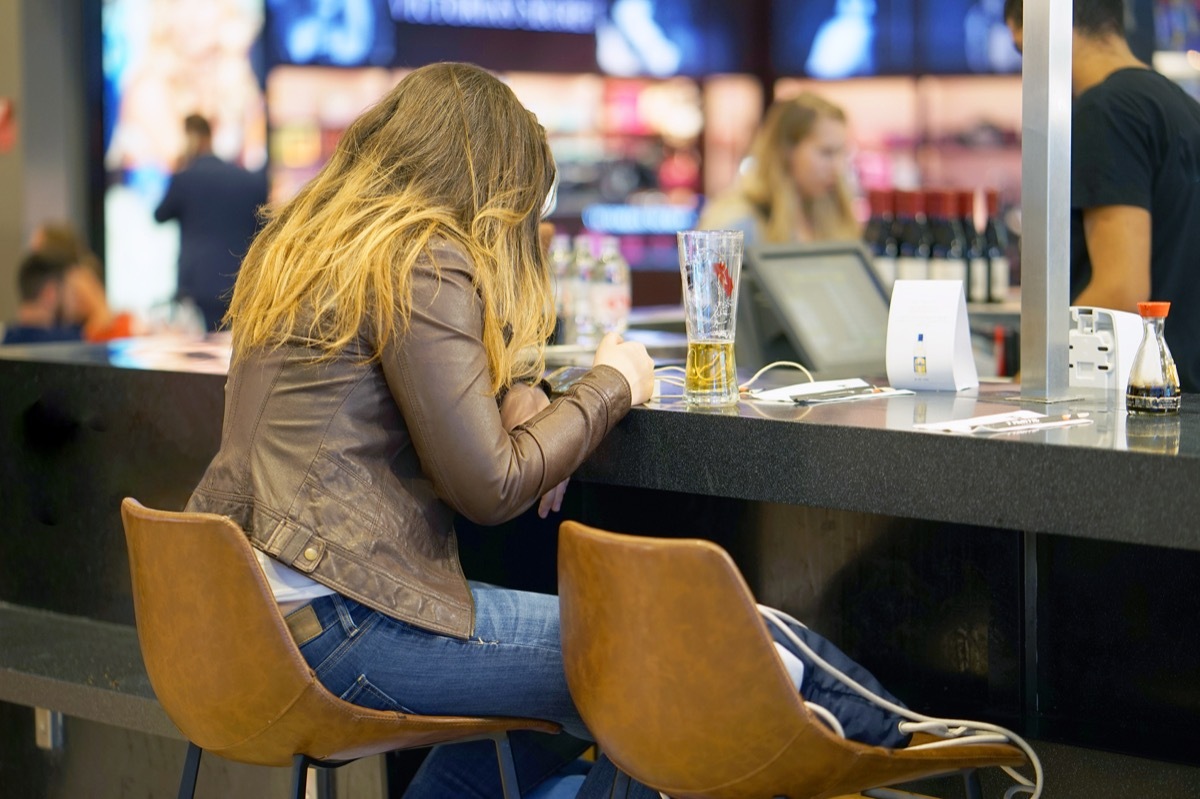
[747,242,889,375]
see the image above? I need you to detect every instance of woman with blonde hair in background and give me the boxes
[701,92,860,370]
[185,62,655,797]
[31,221,143,342]
[700,92,859,244]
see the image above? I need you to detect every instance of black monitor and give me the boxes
[738,241,889,379]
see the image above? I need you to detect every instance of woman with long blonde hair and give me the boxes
[700,92,859,244]
[186,62,653,797]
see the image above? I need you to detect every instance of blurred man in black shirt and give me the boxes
[1006,0,1200,392]
[155,114,267,331]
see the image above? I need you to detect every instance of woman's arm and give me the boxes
[499,382,568,518]
[380,244,632,525]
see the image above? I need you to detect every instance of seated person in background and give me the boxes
[1,252,82,345]
[62,258,143,342]
[699,92,860,246]
[30,220,142,342]
[29,220,87,260]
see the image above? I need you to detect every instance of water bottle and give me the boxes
[594,236,632,335]
[571,235,600,347]
[548,234,574,344]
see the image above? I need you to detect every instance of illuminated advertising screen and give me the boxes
[914,0,1022,75]
[1155,0,1200,50]
[264,0,748,76]
[594,0,750,77]
[265,0,601,72]
[102,0,266,318]
[772,0,916,79]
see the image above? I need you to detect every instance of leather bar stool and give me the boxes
[121,498,559,799]
[557,520,1028,799]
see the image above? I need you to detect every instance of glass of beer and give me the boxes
[677,229,743,407]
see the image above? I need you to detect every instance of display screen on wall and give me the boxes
[594,0,751,77]
[101,0,267,318]
[771,0,916,79]
[265,0,599,72]
[263,0,748,76]
[914,0,1022,75]
[1153,0,1198,51]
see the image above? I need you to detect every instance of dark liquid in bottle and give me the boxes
[1126,384,1181,414]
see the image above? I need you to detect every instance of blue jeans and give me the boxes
[296,585,592,798]
[295,585,909,798]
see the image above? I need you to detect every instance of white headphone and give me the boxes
[540,170,559,220]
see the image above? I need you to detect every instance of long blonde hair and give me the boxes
[715,92,859,244]
[227,62,556,393]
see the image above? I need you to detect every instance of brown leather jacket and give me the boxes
[186,241,632,639]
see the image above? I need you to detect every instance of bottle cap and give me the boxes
[1138,301,1171,318]
[987,188,1006,216]
[895,189,926,217]
[957,189,977,220]
[927,189,956,219]
[867,188,894,216]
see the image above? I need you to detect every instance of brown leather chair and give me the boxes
[557,521,1028,799]
[121,498,559,799]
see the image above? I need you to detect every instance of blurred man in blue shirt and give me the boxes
[155,114,267,331]
[1,252,82,345]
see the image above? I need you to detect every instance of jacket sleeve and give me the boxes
[154,175,182,223]
[380,243,632,525]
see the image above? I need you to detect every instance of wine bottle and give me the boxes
[927,189,967,284]
[984,189,1010,304]
[958,189,988,304]
[864,188,897,293]
[894,190,931,282]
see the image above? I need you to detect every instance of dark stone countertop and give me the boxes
[581,380,1200,549]
[3,338,1196,550]
[0,602,180,739]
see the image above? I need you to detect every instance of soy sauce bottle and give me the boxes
[1126,301,1181,414]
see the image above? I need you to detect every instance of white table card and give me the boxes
[885,280,979,392]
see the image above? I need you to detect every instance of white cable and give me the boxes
[649,362,815,401]
[648,366,687,402]
[758,605,1043,799]
[738,360,815,392]
[804,701,845,738]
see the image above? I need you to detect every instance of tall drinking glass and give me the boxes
[677,230,743,406]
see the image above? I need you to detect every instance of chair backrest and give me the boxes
[121,498,560,768]
[557,521,1025,799]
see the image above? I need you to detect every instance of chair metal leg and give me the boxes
[613,768,630,798]
[177,742,202,799]
[493,733,521,799]
[963,769,984,799]
[291,753,310,799]
[314,764,336,799]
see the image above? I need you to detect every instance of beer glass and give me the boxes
[677,230,743,406]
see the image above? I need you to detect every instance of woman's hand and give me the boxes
[499,382,569,518]
[593,332,654,406]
